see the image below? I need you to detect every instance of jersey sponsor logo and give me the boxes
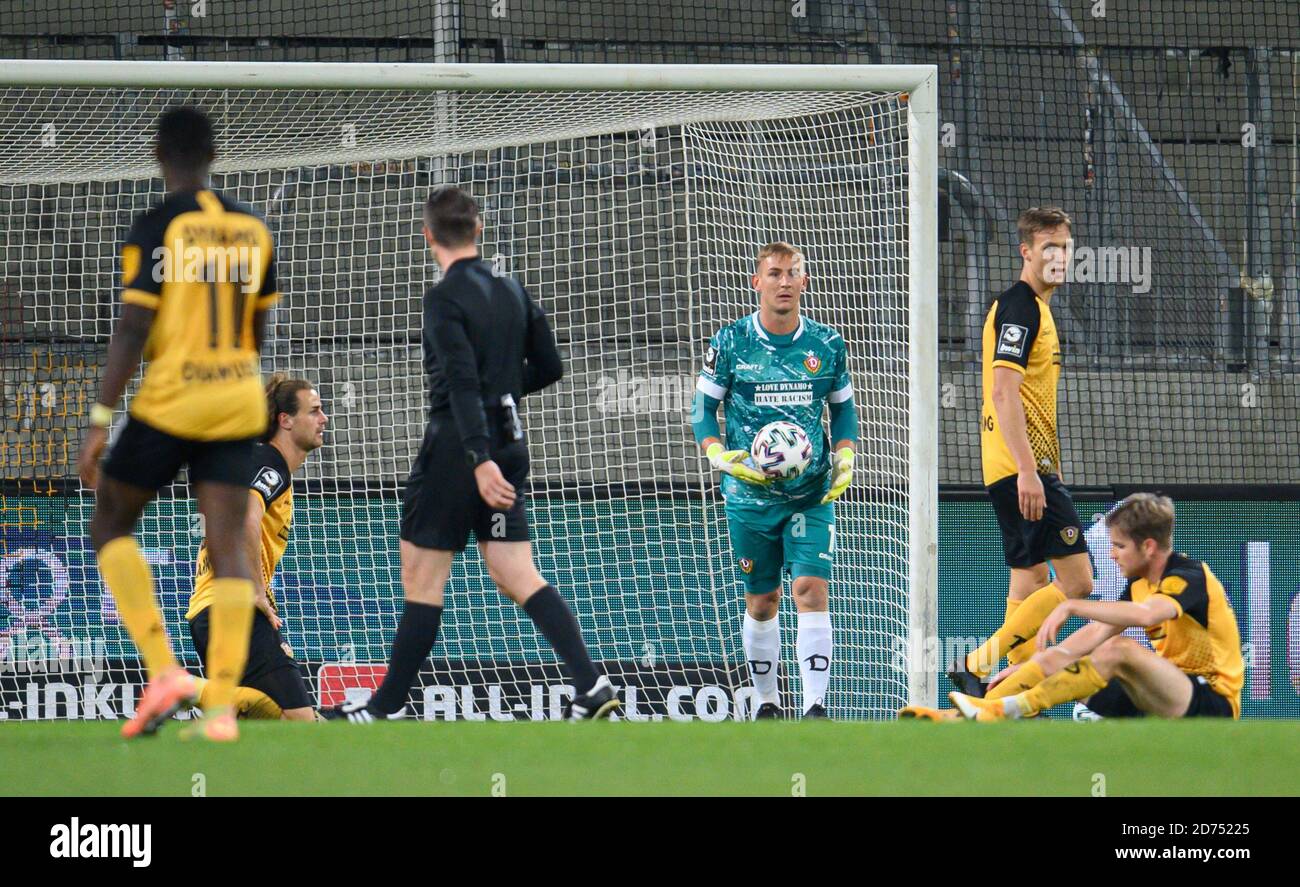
[752,381,814,406]
[703,345,718,374]
[738,557,754,574]
[1060,526,1080,545]
[736,362,761,371]
[252,467,283,499]
[802,353,822,374]
[996,323,1029,357]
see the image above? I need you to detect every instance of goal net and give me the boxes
[0,62,936,722]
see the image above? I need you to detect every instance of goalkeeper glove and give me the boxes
[820,447,854,504]
[705,442,771,486]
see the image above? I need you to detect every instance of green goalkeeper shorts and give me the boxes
[723,495,834,595]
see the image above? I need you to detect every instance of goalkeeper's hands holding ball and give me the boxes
[820,446,855,504]
[705,441,771,486]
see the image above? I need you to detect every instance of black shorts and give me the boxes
[188,607,313,713]
[986,472,1089,568]
[400,411,531,552]
[1084,673,1236,719]
[103,416,257,491]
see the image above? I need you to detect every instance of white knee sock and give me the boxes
[796,610,832,713]
[742,612,781,710]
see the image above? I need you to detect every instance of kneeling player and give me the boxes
[950,493,1242,721]
[187,374,328,721]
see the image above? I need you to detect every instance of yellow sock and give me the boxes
[234,687,283,719]
[966,583,1065,678]
[203,578,255,712]
[193,676,282,719]
[1017,656,1108,716]
[1004,598,1037,665]
[986,659,1046,700]
[97,536,176,680]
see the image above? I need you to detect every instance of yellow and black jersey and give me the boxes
[1121,553,1244,717]
[980,281,1062,486]
[121,188,279,441]
[187,442,293,620]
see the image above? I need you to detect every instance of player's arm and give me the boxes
[991,368,1044,519]
[77,214,164,489]
[992,617,1122,688]
[79,305,153,489]
[427,291,515,509]
[521,290,563,395]
[692,332,768,485]
[989,298,1044,520]
[1072,596,1179,629]
[242,492,279,629]
[1037,596,1177,655]
[94,304,155,419]
[821,337,858,503]
[251,229,278,355]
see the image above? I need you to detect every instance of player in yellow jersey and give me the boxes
[186,374,327,722]
[951,493,1243,720]
[76,107,279,742]
[944,207,1095,699]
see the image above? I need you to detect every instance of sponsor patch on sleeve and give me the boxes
[996,323,1029,357]
[252,467,283,500]
[703,344,718,375]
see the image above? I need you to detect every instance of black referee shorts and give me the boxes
[400,412,531,551]
[1084,674,1235,719]
[103,416,256,491]
[188,607,313,713]
[986,472,1089,568]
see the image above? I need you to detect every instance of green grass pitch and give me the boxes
[3,719,1299,796]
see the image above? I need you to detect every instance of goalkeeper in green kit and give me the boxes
[691,242,858,720]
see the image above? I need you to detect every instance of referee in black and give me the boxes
[327,187,618,722]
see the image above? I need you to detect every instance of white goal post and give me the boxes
[0,60,937,719]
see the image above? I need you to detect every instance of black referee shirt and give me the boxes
[422,256,563,459]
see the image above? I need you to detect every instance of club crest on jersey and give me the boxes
[1060,526,1079,545]
[739,557,754,574]
[802,353,822,374]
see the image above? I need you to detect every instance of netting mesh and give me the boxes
[4,1,1295,485]
[0,83,916,720]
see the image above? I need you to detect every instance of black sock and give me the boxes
[369,601,443,714]
[523,585,599,694]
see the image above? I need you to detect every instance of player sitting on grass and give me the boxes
[185,374,328,723]
[692,242,857,720]
[949,493,1243,721]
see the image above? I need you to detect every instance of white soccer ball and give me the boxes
[750,420,813,480]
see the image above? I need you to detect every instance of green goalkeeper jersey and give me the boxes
[697,311,852,505]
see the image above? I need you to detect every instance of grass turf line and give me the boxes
[2,720,1297,796]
